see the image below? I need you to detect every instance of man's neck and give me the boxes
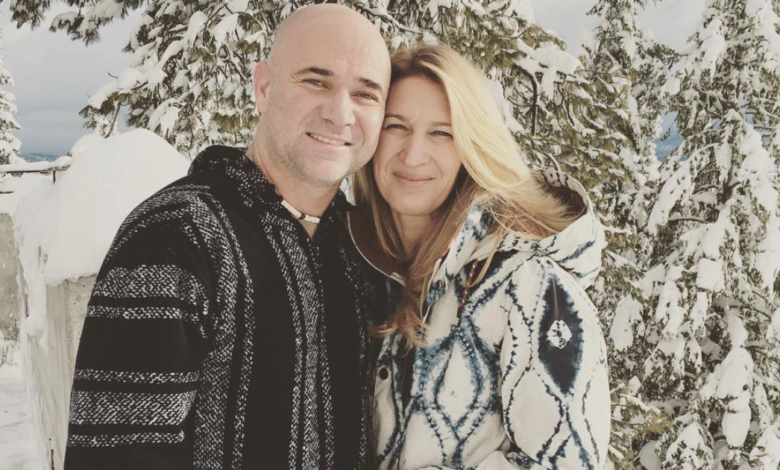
[247,145,338,237]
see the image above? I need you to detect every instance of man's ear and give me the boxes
[254,62,272,113]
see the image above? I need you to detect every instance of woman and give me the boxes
[350,45,611,470]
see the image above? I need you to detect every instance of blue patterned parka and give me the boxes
[352,171,611,470]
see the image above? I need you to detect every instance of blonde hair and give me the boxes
[353,44,581,347]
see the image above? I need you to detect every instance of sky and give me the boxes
[1,0,705,156]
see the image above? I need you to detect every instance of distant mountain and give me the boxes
[18,152,62,162]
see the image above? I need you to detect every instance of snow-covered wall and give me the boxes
[0,213,20,365]
[18,276,95,469]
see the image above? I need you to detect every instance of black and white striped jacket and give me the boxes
[65,146,377,470]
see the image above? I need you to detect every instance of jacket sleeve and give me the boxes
[411,259,611,470]
[64,206,212,470]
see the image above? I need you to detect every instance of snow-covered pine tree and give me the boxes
[579,1,678,467]
[641,0,780,468]
[0,28,21,165]
[8,0,624,166]
[6,2,709,463]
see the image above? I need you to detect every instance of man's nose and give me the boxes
[321,87,356,127]
[398,134,430,167]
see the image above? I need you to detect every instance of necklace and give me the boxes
[245,149,322,225]
[281,199,321,224]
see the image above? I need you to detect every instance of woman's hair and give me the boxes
[353,44,581,347]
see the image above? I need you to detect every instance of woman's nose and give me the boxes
[397,134,430,167]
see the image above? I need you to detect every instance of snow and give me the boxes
[639,441,661,470]
[772,308,780,339]
[747,0,780,72]
[0,364,45,470]
[727,315,748,348]
[639,263,666,298]
[227,0,250,13]
[0,174,50,216]
[184,11,208,45]
[701,346,753,401]
[655,265,686,339]
[752,429,780,469]
[740,126,779,213]
[665,421,712,468]
[69,133,105,157]
[610,295,643,351]
[647,160,693,234]
[695,258,724,292]
[11,130,188,343]
[722,390,751,447]
[755,214,780,293]
[0,159,70,173]
[505,0,535,23]
[697,17,726,75]
[213,14,239,47]
[149,99,181,137]
[87,68,147,109]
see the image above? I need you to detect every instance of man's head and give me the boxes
[252,4,391,190]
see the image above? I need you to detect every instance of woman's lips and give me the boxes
[393,171,433,186]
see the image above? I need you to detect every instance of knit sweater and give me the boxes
[355,171,611,470]
[65,146,377,470]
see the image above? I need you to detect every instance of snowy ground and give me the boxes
[0,364,45,470]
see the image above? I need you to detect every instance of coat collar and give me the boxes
[189,145,350,226]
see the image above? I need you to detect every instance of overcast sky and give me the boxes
[1,0,705,156]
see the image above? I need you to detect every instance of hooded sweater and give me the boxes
[65,146,376,470]
[356,171,611,470]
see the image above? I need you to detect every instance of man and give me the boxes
[64,5,391,470]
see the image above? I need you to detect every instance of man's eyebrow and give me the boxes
[295,66,333,77]
[294,67,384,94]
[359,78,384,94]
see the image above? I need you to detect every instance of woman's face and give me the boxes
[373,76,462,220]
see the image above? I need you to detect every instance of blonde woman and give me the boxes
[350,45,611,470]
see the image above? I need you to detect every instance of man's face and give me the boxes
[254,15,390,189]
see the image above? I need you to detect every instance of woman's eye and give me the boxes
[383,124,406,131]
[432,130,453,139]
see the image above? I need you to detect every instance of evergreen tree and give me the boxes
[641,0,780,468]
[0,28,21,165]
[579,0,678,467]
[7,0,627,162]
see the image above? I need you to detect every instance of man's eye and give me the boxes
[304,79,326,87]
[356,92,378,102]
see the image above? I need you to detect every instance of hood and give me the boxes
[423,170,605,310]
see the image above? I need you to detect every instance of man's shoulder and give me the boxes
[112,170,236,251]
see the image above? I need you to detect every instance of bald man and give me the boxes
[64,5,391,470]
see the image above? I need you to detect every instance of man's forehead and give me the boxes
[284,44,390,88]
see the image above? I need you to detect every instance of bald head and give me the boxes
[268,4,387,70]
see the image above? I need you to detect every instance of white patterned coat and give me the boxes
[371,172,611,470]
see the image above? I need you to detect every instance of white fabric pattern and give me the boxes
[371,170,611,470]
